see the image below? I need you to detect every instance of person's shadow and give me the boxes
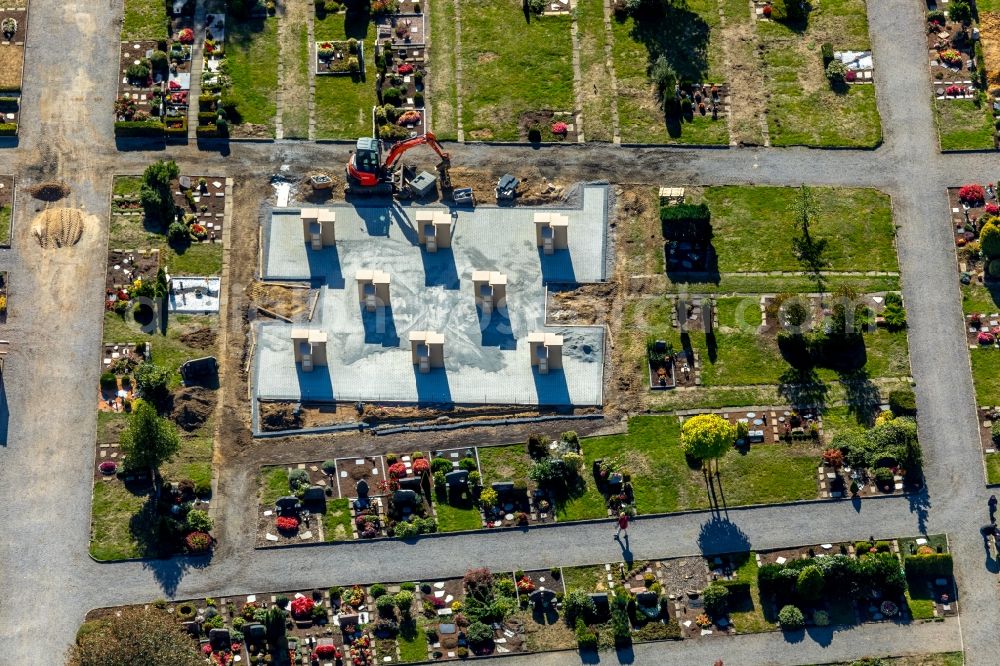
[615,533,634,567]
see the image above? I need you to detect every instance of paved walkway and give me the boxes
[0,0,995,664]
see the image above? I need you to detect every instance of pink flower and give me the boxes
[551,121,568,134]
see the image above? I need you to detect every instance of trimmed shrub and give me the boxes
[288,468,309,489]
[778,604,805,629]
[904,553,953,578]
[527,433,550,458]
[431,457,453,475]
[370,583,388,599]
[575,618,598,650]
[114,120,164,137]
[660,203,711,241]
[563,590,598,626]
[466,621,494,646]
[821,43,834,67]
[376,594,397,616]
[702,584,729,618]
[888,388,916,416]
[991,420,1000,446]
[795,565,825,601]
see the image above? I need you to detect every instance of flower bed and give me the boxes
[316,39,363,75]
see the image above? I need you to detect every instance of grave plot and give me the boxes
[0,174,13,245]
[257,464,352,547]
[477,436,571,528]
[115,40,162,131]
[313,9,378,139]
[928,11,995,150]
[222,9,279,138]
[374,53,428,139]
[97,342,148,414]
[429,447,486,532]
[105,249,159,293]
[197,13,226,137]
[0,7,24,137]
[110,171,225,276]
[0,271,7,324]
[316,38,364,75]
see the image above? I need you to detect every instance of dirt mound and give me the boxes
[180,327,217,350]
[27,181,70,201]
[260,403,303,431]
[32,207,84,248]
[171,386,216,431]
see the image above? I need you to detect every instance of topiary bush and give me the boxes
[376,594,397,616]
[888,388,916,416]
[778,604,805,630]
[795,565,825,601]
[466,621,494,646]
[702,584,729,618]
[370,583,387,599]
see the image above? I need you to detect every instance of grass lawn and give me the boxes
[961,282,1000,314]
[988,453,1000,485]
[282,22,311,139]
[971,349,1000,405]
[477,443,533,486]
[665,273,901,295]
[935,99,995,151]
[611,0,730,144]
[224,15,279,132]
[434,498,483,532]
[102,311,219,387]
[90,413,213,560]
[556,416,821,520]
[561,564,609,592]
[122,0,168,41]
[817,656,964,666]
[758,0,881,147]
[728,553,776,633]
[111,177,223,275]
[260,466,289,509]
[621,296,910,390]
[0,203,10,245]
[695,186,897,273]
[458,0,573,141]
[314,12,378,139]
[90,481,152,560]
[427,0,458,139]
[398,620,428,662]
[323,497,353,541]
[576,0,614,142]
[905,590,936,620]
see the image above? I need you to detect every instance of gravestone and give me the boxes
[209,628,231,651]
[276,496,301,514]
[246,623,267,642]
[529,588,557,608]
[398,476,422,492]
[676,298,688,332]
[589,593,610,619]
[607,473,623,495]
[703,300,714,334]
[356,479,370,498]
[302,485,327,507]
[393,489,419,510]
[445,469,469,488]
[636,592,660,618]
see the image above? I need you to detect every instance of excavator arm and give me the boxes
[382,132,450,171]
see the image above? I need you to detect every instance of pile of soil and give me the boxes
[260,403,302,431]
[981,12,1000,86]
[171,386,215,431]
[32,207,83,248]
[27,180,70,201]
[179,327,217,350]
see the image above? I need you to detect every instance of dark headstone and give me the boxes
[276,496,301,512]
[607,473,623,494]
[398,476,423,492]
[246,623,267,641]
[209,628,231,651]
[703,300,714,333]
[676,298,688,332]
[356,479,370,498]
[338,614,360,630]
[491,481,514,495]
[302,485,327,504]
[179,356,218,383]
[636,592,658,607]
[445,469,469,487]
[393,489,419,506]
[589,593,610,617]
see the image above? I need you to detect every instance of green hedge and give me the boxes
[0,97,18,111]
[198,94,217,111]
[114,120,164,137]
[198,111,218,124]
[196,124,219,138]
[0,123,17,136]
[904,553,953,578]
[660,203,712,241]
[716,580,751,598]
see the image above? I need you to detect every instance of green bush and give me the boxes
[702,584,728,617]
[198,111,218,124]
[882,302,906,330]
[100,372,118,390]
[610,607,631,646]
[394,590,414,613]
[0,97,18,111]
[826,60,847,87]
[980,223,1000,259]
[375,594,396,616]
[992,420,1000,446]
[459,457,478,472]
[795,565,825,601]
[563,590,598,626]
[821,43,834,67]
[904,553,953,578]
[185,509,213,532]
[134,363,170,403]
[632,620,681,641]
[778,604,804,629]
[114,120,164,137]
[0,122,16,136]
[874,467,894,486]
[369,583,388,599]
[198,94,217,111]
[322,460,337,474]
[949,0,971,23]
[660,203,712,241]
[466,621,494,646]
[288,468,309,489]
[527,0,545,13]
[989,259,1000,278]
[394,521,419,538]
[575,618,598,650]
[854,540,873,554]
[888,388,916,416]
[400,581,416,592]
[431,457,453,475]
[813,609,830,626]
[527,433,550,459]
[195,124,219,138]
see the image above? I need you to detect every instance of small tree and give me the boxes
[69,607,203,666]
[650,55,677,112]
[120,401,180,475]
[795,565,825,601]
[702,584,729,618]
[680,413,736,475]
[778,604,805,630]
[949,0,972,24]
[825,60,847,88]
[139,160,180,227]
[134,362,171,404]
[980,222,1000,259]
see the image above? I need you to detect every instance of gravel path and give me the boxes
[0,0,996,664]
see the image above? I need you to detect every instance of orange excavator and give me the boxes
[346,132,451,195]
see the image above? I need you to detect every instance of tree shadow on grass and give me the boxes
[838,367,880,426]
[777,365,828,411]
[624,1,710,84]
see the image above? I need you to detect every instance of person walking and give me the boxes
[615,511,629,540]
[990,495,998,523]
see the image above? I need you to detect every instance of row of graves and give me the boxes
[0,6,26,136]
[196,12,226,138]
[96,535,957,664]
[927,9,983,102]
[375,1,428,139]
[114,0,195,137]
[646,295,711,390]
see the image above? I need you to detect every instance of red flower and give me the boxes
[291,596,315,617]
[412,458,430,474]
[275,516,300,532]
[551,121,568,134]
[185,531,212,553]
[515,576,535,593]
[398,63,414,74]
[979,331,995,345]
[960,184,986,205]
[762,3,772,16]
[178,28,194,44]
[203,644,213,655]
[315,645,340,658]
[388,461,408,478]
[986,203,999,215]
